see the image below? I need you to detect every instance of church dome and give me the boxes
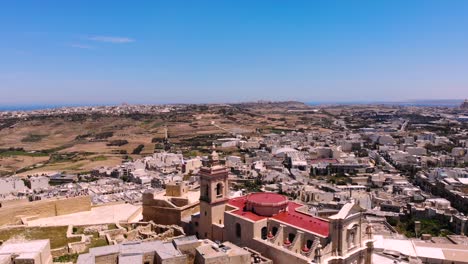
[245,193,288,216]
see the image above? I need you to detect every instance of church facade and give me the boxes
[190,150,374,264]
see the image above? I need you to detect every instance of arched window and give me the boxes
[236,223,242,238]
[288,233,296,243]
[216,183,223,197]
[306,239,313,248]
[272,226,278,236]
[204,185,209,197]
[261,227,268,240]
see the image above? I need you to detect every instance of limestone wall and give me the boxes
[175,240,202,264]
[224,212,313,264]
[126,205,143,222]
[0,198,29,208]
[170,197,189,207]
[13,256,41,264]
[166,182,187,197]
[0,196,91,226]
[68,241,88,254]
[95,254,118,264]
[181,204,200,220]
[249,238,310,264]
[157,254,187,264]
[55,196,91,215]
[142,253,156,264]
[51,246,69,258]
[143,203,199,226]
[195,253,229,264]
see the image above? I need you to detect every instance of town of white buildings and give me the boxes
[0,101,468,264]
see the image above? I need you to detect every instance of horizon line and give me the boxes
[0,99,466,112]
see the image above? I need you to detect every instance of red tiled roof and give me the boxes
[228,196,265,221]
[227,194,329,237]
[272,202,329,237]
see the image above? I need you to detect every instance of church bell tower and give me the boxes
[198,148,229,241]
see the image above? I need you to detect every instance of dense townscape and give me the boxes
[0,100,468,264]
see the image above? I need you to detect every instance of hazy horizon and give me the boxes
[1,1,468,105]
[0,98,465,112]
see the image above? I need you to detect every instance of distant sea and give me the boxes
[0,105,67,111]
[0,104,100,111]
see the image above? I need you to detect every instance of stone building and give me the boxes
[0,177,25,195]
[0,240,52,264]
[142,181,200,228]
[190,150,374,264]
[28,176,50,190]
[193,149,229,241]
[0,195,91,226]
[77,236,271,264]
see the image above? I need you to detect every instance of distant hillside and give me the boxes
[232,101,311,110]
[308,99,464,107]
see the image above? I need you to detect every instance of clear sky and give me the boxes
[1,1,467,105]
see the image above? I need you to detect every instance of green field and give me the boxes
[0,150,49,157]
[0,226,80,248]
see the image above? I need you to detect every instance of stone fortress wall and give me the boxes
[0,195,91,225]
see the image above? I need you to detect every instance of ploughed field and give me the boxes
[0,102,322,176]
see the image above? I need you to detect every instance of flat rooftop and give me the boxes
[81,240,184,263]
[152,189,200,204]
[196,240,249,258]
[0,239,49,254]
[374,235,468,262]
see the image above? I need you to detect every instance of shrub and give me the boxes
[132,144,144,154]
[107,140,128,146]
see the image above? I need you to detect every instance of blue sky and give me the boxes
[1,1,467,105]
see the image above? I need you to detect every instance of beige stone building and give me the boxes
[190,151,374,264]
[0,240,52,264]
[142,181,200,227]
[0,195,91,226]
[143,150,374,263]
[195,150,229,242]
[77,236,271,264]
